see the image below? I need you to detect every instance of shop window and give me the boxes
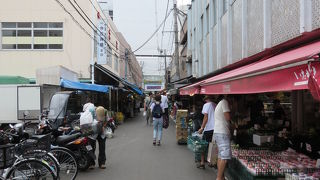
[1,22,63,50]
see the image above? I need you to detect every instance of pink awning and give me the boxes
[200,40,320,94]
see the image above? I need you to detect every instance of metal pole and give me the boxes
[173,0,180,79]
[164,49,167,89]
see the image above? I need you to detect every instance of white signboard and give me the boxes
[97,19,107,64]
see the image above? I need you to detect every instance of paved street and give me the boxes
[78,112,216,180]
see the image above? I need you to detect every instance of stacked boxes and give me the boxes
[176,110,188,144]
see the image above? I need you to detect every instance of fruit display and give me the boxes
[232,148,319,177]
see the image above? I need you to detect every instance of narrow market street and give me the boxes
[78,111,216,180]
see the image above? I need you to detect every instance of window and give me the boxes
[1,22,63,50]
[114,54,118,72]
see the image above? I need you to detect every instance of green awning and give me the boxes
[0,76,30,84]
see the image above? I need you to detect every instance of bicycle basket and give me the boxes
[0,144,15,169]
[16,134,51,156]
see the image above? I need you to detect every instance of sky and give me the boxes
[113,0,191,76]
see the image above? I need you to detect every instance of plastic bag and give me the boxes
[80,111,93,126]
[105,127,113,138]
[143,111,146,117]
[192,132,203,139]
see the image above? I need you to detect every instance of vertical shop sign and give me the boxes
[97,19,107,64]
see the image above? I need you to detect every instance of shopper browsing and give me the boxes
[150,95,165,146]
[214,95,231,180]
[161,91,169,128]
[198,95,216,169]
[144,92,153,125]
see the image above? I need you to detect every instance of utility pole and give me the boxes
[164,49,167,89]
[173,0,180,80]
[125,49,128,80]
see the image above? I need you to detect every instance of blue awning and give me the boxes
[60,79,110,93]
[122,80,143,95]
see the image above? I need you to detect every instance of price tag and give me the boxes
[233,129,237,136]
[288,140,293,145]
[300,142,303,149]
[306,143,312,152]
[267,137,271,142]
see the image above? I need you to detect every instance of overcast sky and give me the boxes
[113,0,190,76]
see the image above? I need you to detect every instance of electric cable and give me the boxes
[133,9,173,53]
[70,0,125,55]
[160,0,170,50]
[54,0,124,62]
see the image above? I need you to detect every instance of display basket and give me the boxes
[0,144,15,169]
[15,134,51,156]
[187,136,208,153]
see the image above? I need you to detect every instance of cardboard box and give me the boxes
[176,110,188,125]
[176,127,188,141]
[253,134,274,146]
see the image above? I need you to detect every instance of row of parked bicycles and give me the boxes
[0,116,95,180]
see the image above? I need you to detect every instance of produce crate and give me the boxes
[226,158,284,180]
[187,136,208,153]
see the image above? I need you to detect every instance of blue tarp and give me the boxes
[60,79,109,93]
[122,80,143,95]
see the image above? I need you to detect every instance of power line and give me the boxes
[70,0,125,55]
[89,0,128,52]
[133,9,173,53]
[160,0,170,50]
[53,0,124,62]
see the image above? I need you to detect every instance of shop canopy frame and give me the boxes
[180,40,320,95]
[94,64,143,96]
[60,79,111,93]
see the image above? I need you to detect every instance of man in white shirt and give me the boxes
[198,95,216,169]
[214,95,231,180]
[161,91,169,128]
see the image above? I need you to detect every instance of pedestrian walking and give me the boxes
[161,91,169,128]
[198,95,216,169]
[213,95,232,180]
[90,106,108,169]
[150,94,165,146]
[144,92,153,125]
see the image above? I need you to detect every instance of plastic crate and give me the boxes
[0,144,15,169]
[187,136,208,153]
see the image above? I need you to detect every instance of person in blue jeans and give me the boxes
[150,94,165,146]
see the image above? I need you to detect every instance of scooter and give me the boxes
[37,118,95,171]
[107,117,116,133]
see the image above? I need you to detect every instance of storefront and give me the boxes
[180,40,320,179]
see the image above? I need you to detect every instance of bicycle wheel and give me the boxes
[51,147,78,180]
[23,150,60,178]
[6,158,57,180]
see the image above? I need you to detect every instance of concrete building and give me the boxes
[187,0,320,78]
[0,0,141,87]
[98,0,114,20]
[117,32,143,87]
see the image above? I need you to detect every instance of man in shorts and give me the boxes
[198,95,216,169]
[214,95,231,180]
